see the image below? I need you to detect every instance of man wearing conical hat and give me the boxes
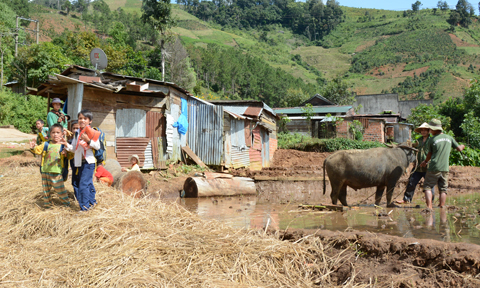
[396,122,433,204]
[420,119,465,210]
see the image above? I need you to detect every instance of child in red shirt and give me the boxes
[95,164,114,187]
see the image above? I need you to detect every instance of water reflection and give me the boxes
[179,193,480,245]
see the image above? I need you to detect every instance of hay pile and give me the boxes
[0,165,360,287]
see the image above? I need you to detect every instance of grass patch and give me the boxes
[0,148,25,159]
[291,46,351,79]
[278,132,385,152]
[458,46,480,55]
[404,60,444,71]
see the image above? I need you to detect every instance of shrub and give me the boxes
[0,90,47,133]
[278,132,384,152]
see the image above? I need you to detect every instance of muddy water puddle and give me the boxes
[179,193,480,245]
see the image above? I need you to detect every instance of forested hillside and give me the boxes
[2,0,480,106]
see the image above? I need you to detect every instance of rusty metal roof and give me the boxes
[243,106,263,117]
[208,100,276,117]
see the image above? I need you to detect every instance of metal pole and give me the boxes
[36,21,39,44]
[15,16,19,57]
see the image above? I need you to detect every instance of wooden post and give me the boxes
[46,92,51,117]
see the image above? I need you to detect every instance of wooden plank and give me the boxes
[298,204,344,212]
[254,176,329,181]
[181,146,207,168]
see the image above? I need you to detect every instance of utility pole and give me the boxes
[0,37,3,90]
[15,16,40,56]
[15,16,18,57]
[36,20,39,44]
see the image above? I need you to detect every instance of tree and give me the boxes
[437,1,449,10]
[165,37,196,90]
[448,0,472,27]
[464,79,480,117]
[281,87,309,107]
[142,0,176,81]
[62,0,72,14]
[412,1,422,12]
[0,3,16,89]
[320,77,355,105]
[10,42,71,88]
[461,111,480,149]
[407,104,451,132]
[5,0,30,19]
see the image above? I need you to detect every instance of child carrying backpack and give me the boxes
[30,123,71,208]
[60,109,101,212]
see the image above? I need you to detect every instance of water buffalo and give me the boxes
[323,145,417,207]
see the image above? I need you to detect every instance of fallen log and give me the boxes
[104,159,146,198]
[183,176,256,198]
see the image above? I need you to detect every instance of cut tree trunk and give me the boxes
[183,176,256,198]
[104,159,146,198]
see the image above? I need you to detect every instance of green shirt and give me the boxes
[32,143,64,174]
[47,110,68,131]
[42,143,63,174]
[414,135,430,173]
[426,133,459,172]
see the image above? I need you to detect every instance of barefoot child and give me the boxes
[122,155,141,172]
[61,109,100,211]
[30,123,70,208]
[35,119,49,145]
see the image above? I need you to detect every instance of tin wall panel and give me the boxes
[261,129,270,167]
[230,119,246,148]
[231,147,250,169]
[116,137,150,168]
[116,108,146,138]
[269,138,277,161]
[170,104,181,162]
[67,83,83,121]
[187,98,224,165]
[249,126,263,171]
[143,140,154,169]
[224,127,232,167]
[393,123,412,144]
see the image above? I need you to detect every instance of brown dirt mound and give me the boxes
[278,229,480,287]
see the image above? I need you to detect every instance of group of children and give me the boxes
[31,98,127,212]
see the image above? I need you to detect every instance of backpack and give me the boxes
[42,141,68,181]
[92,127,107,165]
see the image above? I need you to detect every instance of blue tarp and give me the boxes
[173,98,189,135]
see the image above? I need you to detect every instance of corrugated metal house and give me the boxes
[31,65,277,171]
[274,105,354,137]
[208,100,279,171]
[30,65,195,169]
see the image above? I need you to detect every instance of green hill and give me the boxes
[30,2,480,103]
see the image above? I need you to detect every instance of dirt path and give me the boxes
[0,128,35,142]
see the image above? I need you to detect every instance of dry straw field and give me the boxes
[0,163,363,287]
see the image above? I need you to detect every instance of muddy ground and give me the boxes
[3,147,480,287]
[278,229,480,287]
